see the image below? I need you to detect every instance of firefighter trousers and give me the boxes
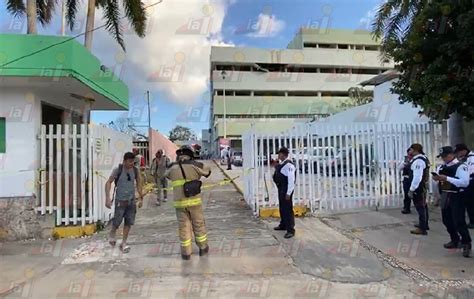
[175,204,208,256]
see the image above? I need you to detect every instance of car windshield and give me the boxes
[234,152,242,156]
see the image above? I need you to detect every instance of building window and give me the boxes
[0,118,5,153]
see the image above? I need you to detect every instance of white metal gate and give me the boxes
[242,122,445,215]
[38,124,132,226]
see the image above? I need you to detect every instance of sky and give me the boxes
[0,0,383,138]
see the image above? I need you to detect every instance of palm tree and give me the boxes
[371,0,426,58]
[371,0,464,144]
[83,0,148,51]
[6,0,58,34]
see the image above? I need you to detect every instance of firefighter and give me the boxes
[454,144,474,229]
[151,149,171,206]
[166,145,211,260]
[400,149,414,214]
[273,147,296,239]
[407,144,430,235]
[434,146,471,257]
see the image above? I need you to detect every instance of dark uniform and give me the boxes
[402,157,412,213]
[409,155,430,232]
[438,160,472,254]
[273,159,296,237]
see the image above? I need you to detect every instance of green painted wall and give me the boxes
[0,34,128,109]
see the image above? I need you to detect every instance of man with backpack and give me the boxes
[166,146,211,260]
[105,152,143,253]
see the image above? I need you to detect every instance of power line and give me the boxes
[0,0,163,68]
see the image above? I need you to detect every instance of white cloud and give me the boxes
[91,0,234,105]
[247,13,286,38]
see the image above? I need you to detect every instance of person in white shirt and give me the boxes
[272,147,296,239]
[454,143,474,228]
[434,146,471,258]
[407,144,430,235]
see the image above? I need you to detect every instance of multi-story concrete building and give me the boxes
[209,28,394,153]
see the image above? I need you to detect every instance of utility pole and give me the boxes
[221,70,227,140]
[146,90,151,133]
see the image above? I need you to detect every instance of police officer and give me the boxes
[273,147,296,239]
[400,149,414,214]
[454,144,474,229]
[166,146,211,260]
[434,146,471,257]
[407,144,430,235]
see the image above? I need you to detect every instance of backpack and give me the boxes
[113,164,139,201]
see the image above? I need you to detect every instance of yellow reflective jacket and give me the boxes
[165,158,211,208]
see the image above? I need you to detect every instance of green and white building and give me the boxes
[209,28,394,153]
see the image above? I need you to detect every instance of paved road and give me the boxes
[0,161,472,298]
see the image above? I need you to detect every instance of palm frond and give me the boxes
[36,0,56,26]
[6,0,26,17]
[123,0,147,37]
[95,0,107,8]
[103,0,125,51]
[66,0,79,30]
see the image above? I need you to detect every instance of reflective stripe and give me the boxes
[171,179,186,188]
[180,239,192,246]
[195,234,207,243]
[173,198,202,208]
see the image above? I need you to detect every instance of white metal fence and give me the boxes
[38,124,132,226]
[242,122,445,215]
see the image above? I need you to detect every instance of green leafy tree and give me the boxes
[338,87,373,110]
[169,125,197,142]
[372,0,474,143]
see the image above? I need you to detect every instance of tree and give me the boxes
[83,0,148,51]
[169,125,197,142]
[338,87,373,110]
[6,0,58,34]
[108,117,137,135]
[372,0,474,144]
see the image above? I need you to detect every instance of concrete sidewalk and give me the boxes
[0,161,472,298]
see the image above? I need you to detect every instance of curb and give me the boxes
[213,160,244,195]
[259,206,308,219]
[52,224,97,239]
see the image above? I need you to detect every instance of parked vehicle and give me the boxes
[299,147,337,173]
[232,151,243,166]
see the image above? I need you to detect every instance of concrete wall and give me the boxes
[148,128,178,163]
[0,88,42,198]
